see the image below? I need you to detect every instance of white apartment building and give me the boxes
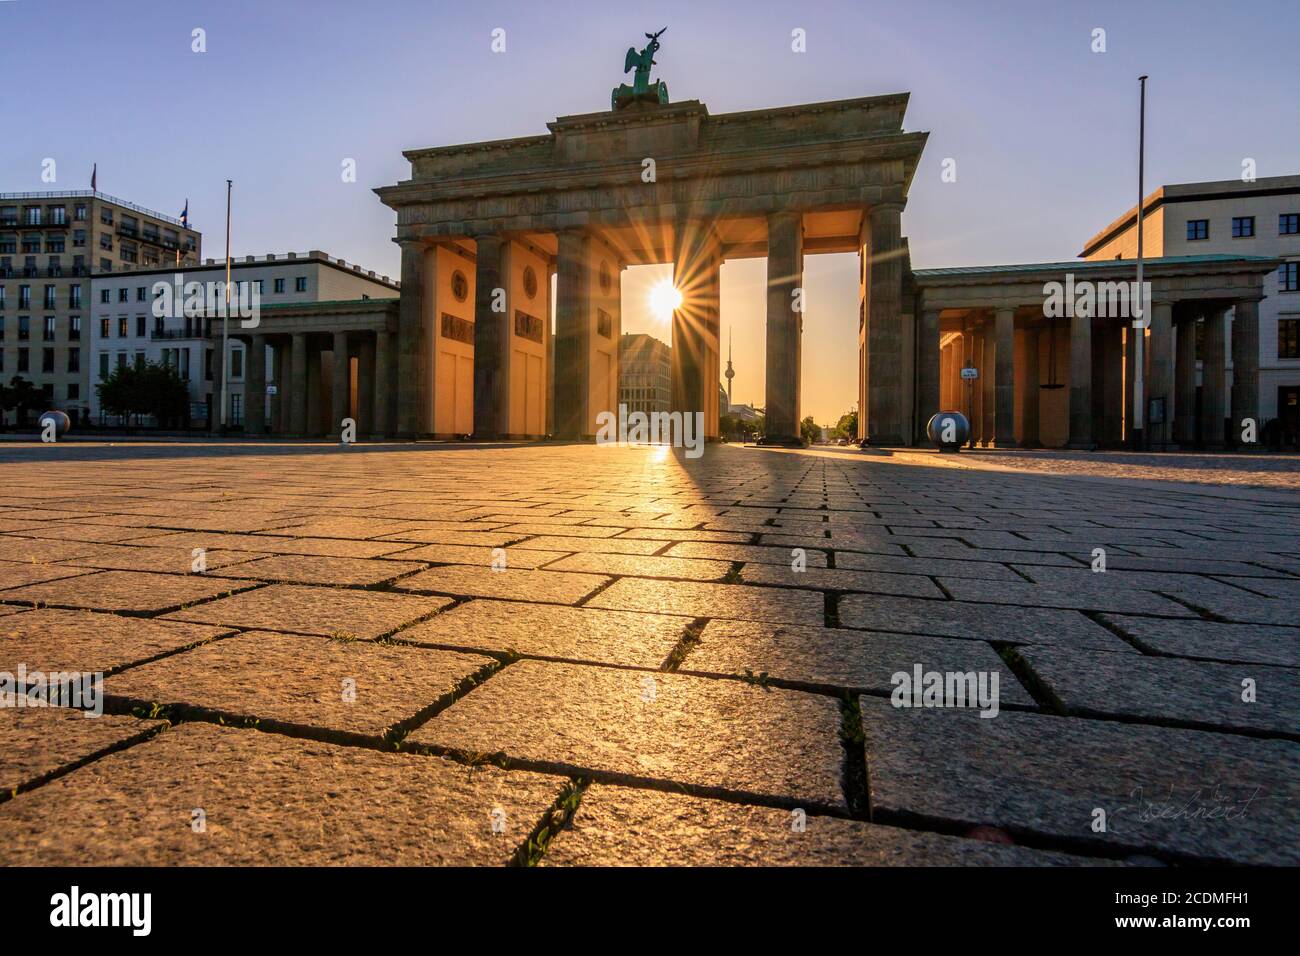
[89,251,398,425]
[1082,175,1300,433]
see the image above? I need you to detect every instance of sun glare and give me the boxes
[649,281,683,323]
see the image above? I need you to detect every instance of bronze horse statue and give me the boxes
[612,28,669,110]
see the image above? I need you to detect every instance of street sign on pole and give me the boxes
[960,366,979,381]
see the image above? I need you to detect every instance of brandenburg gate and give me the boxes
[375,85,928,444]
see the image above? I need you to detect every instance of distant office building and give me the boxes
[1082,175,1300,434]
[0,189,200,423]
[89,251,399,426]
[619,332,671,416]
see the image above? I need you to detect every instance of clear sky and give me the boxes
[4,0,1296,424]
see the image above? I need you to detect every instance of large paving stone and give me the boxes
[542,785,1106,866]
[1015,645,1300,737]
[512,535,664,556]
[544,552,732,581]
[0,561,95,592]
[60,544,261,574]
[0,709,163,793]
[164,584,451,638]
[939,577,1195,615]
[130,530,414,558]
[0,570,256,613]
[1,609,232,674]
[105,631,495,739]
[683,619,1033,706]
[739,563,944,598]
[210,554,427,586]
[0,722,565,865]
[833,550,1023,582]
[393,565,609,605]
[860,697,1300,865]
[838,593,1134,650]
[1097,614,1300,667]
[410,660,846,809]
[0,537,100,564]
[392,543,570,568]
[588,578,825,625]
[396,599,688,668]
[664,541,829,567]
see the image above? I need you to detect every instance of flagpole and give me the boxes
[1131,75,1148,450]
[222,180,232,431]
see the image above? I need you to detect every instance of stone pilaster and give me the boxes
[1022,327,1040,447]
[1146,302,1175,450]
[1202,308,1227,449]
[916,307,941,443]
[357,334,375,439]
[980,325,995,446]
[1231,298,1261,445]
[993,307,1016,447]
[246,334,266,435]
[290,332,308,437]
[1174,315,1198,446]
[1066,309,1094,449]
[763,210,803,445]
[330,331,350,438]
[373,329,393,438]
[863,203,904,445]
[395,240,425,438]
[553,230,591,439]
[1102,322,1124,445]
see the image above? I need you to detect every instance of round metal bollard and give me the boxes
[38,410,72,440]
[926,411,969,452]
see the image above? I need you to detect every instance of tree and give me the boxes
[800,415,820,445]
[95,361,190,427]
[3,376,40,427]
[833,410,858,441]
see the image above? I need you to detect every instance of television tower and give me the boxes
[723,327,735,411]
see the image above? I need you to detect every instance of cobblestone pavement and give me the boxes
[0,441,1296,866]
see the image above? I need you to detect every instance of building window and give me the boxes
[100,289,111,304]
[1281,262,1299,293]
[74,204,87,221]
[99,352,109,380]
[1232,216,1255,238]
[0,236,13,255]
[118,317,128,337]
[72,229,86,248]
[46,234,65,254]
[1282,214,1300,236]
[118,288,128,303]
[17,316,29,340]
[0,287,5,310]
[230,348,244,379]
[67,348,80,373]
[99,317,110,338]
[136,316,146,337]
[253,279,263,294]
[44,285,56,309]
[42,348,54,373]
[274,277,285,293]
[230,392,243,426]
[17,348,29,373]
[0,316,4,340]
[19,286,30,309]
[68,383,79,400]
[295,276,308,293]
[1186,219,1209,241]
[136,286,146,301]
[1280,319,1300,359]
[69,316,81,341]
[43,316,55,341]
[70,285,82,309]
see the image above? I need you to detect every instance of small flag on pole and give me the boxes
[179,199,189,228]
[90,163,97,192]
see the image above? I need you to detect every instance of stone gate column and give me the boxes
[863,203,905,445]
[980,324,995,445]
[1022,326,1040,447]
[1202,307,1227,449]
[1147,301,1175,450]
[672,221,720,430]
[472,235,506,439]
[373,328,393,438]
[917,307,941,443]
[993,307,1016,447]
[1231,297,1261,445]
[396,240,425,438]
[246,333,266,435]
[1066,308,1094,449]
[1174,314,1198,446]
[330,331,350,438]
[1102,323,1124,444]
[763,210,803,445]
[290,331,308,437]
[553,230,591,439]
